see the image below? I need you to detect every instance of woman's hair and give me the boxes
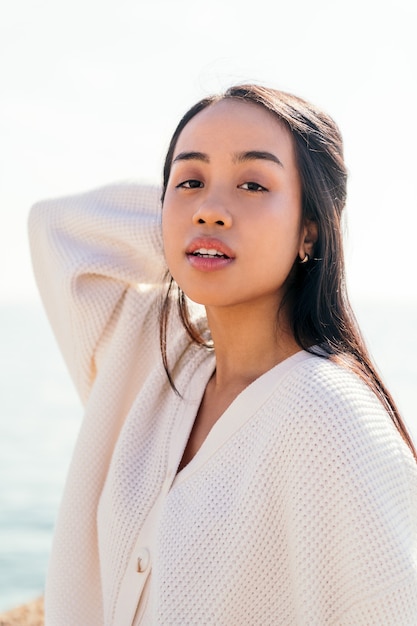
[159,83,416,460]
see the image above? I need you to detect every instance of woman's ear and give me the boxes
[299,219,318,260]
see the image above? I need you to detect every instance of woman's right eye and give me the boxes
[176,179,203,189]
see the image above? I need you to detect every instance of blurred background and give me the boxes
[1,0,416,611]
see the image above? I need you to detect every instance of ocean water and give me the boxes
[0,298,416,612]
[0,303,82,612]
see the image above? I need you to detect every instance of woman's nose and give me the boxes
[192,197,232,228]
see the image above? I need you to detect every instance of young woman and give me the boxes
[30,84,417,625]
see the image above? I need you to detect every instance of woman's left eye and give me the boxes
[239,182,268,192]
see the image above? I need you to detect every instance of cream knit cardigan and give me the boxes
[29,182,417,625]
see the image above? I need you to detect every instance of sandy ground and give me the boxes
[0,598,44,626]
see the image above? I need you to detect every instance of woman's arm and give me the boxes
[280,357,417,624]
[28,181,166,403]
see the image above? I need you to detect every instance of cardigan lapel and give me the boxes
[173,350,312,486]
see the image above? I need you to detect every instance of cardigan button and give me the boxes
[137,548,150,573]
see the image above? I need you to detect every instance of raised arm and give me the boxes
[28,181,166,403]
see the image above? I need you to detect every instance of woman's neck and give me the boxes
[205,299,300,391]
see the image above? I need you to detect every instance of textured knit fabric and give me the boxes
[29,182,417,625]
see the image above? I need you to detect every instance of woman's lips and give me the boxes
[186,237,235,258]
[185,237,235,272]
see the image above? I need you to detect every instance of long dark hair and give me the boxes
[159,84,416,460]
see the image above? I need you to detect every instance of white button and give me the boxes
[137,548,150,573]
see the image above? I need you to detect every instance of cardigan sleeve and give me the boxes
[28,181,166,404]
[335,572,417,625]
[280,357,417,624]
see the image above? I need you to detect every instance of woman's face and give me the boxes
[162,99,309,312]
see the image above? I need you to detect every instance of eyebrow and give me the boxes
[233,150,284,168]
[173,151,210,164]
[172,149,283,168]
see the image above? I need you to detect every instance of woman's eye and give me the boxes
[239,182,268,192]
[176,179,203,189]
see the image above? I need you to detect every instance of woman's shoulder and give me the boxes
[263,351,417,526]
[274,350,415,466]
[282,349,384,412]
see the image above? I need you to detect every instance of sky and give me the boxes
[1,0,416,304]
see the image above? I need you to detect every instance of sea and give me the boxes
[0,298,416,612]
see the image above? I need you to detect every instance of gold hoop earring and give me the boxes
[299,253,309,264]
